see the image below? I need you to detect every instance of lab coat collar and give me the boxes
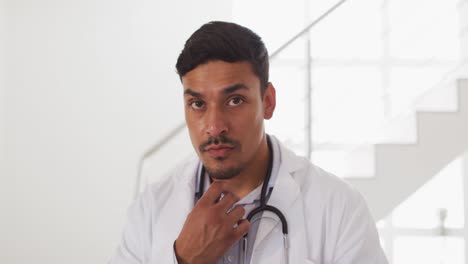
[250,137,304,259]
[161,136,306,263]
[270,135,305,174]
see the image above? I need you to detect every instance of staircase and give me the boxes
[347,79,468,220]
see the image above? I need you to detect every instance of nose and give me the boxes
[204,107,228,138]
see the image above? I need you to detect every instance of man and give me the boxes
[110,21,388,264]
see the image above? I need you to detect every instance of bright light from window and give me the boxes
[393,158,464,229]
[394,237,464,264]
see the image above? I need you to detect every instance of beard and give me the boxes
[199,135,244,180]
[204,162,245,180]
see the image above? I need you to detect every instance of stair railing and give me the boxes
[134,123,186,198]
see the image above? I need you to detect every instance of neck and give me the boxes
[212,134,270,199]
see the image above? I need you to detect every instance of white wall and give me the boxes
[0,0,5,176]
[0,1,232,263]
[0,2,7,255]
[462,0,468,60]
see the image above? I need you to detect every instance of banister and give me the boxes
[134,122,186,198]
[269,0,348,59]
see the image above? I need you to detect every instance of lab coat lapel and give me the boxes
[151,163,196,263]
[162,178,195,235]
[250,144,307,263]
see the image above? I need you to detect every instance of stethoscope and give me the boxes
[195,135,289,264]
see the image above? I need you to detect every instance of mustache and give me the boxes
[199,135,240,152]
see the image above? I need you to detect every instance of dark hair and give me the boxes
[176,21,269,94]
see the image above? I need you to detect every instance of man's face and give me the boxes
[182,60,276,180]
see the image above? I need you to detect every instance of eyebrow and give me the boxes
[184,83,249,98]
[183,88,202,98]
[223,83,249,94]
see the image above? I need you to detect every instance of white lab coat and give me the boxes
[109,138,388,264]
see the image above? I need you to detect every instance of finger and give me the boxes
[215,192,240,212]
[226,205,245,223]
[233,219,250,237]
[198,181,225,205]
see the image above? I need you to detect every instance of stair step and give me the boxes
[415,81,458,112]
[348,79,468,220]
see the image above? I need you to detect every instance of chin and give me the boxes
[204,162,244,180]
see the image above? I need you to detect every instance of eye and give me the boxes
[227,97,244,106]
[189,100,205,110]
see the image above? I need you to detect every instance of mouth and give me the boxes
[205,145,235,158]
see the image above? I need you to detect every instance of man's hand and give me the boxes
[174,181,250,264]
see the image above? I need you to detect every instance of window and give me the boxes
[378,157,465,263]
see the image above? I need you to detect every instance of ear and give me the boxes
[263,82,276,120]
